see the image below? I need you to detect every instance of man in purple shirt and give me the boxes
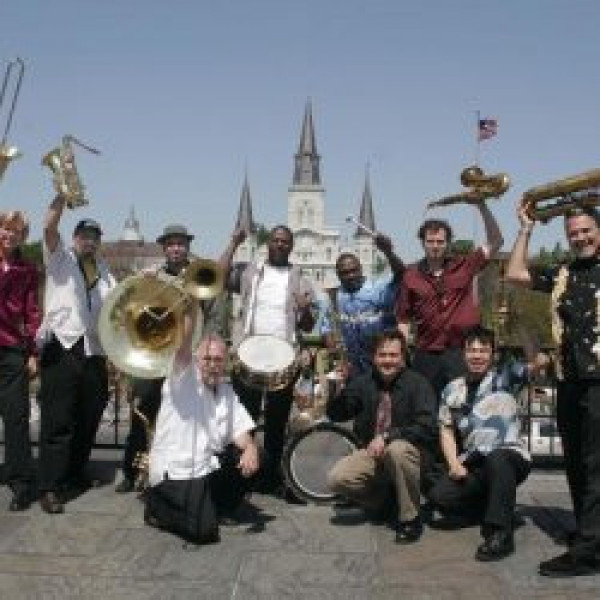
[0,211,40,511]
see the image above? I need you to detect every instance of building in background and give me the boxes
[100,207,163,280]
[233,100,378,291]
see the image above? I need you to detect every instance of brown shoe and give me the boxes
[40,492,64,515]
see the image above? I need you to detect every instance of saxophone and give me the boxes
[131,407,155,493]
[42,135,100,208]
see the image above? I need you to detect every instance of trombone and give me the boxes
[0,57,25,181]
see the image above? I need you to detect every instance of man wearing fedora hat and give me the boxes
[115,223,245,493]
[37,194,117,514]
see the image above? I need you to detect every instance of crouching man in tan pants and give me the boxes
[327,329,437,543]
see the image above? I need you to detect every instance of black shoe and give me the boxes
[429,513,480,530]
[115,478,135,494]
[9,488,33,512]
[65,475,103,493]
[539,551,600,578]
[39,492,64,515]
[395,518,423,544]
[475,531,515,562]
[143,509,161,530]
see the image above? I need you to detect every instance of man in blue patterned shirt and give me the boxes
[321,232,404,375]
[429,326,544,561]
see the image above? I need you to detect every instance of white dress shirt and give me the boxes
[39,235,116,356]
[149,362,255,485]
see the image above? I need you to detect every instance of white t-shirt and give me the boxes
[251,264,290,338]
[39,235,116,356]
[149,362,255,485]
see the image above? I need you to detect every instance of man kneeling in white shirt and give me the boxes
[145,308,259,545]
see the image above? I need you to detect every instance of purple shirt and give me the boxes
[0,253,40,355]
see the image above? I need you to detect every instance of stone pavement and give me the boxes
[0,455,598,600]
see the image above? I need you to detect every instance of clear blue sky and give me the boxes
[2,0,599,260]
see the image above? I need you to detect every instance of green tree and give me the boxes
[450,239,474,255]
[21,240,43,265]
[255,224,270,247]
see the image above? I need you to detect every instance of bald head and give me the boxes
[197,334,228,387]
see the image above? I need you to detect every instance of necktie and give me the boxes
[375,390,392,437]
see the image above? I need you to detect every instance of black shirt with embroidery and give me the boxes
[531,257,600,380]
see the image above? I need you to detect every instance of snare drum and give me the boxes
[233,335,298,391]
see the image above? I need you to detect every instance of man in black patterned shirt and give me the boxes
[507,201,600,577]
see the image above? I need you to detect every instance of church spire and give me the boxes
[293,99,321,185]
[235,171,256,233]
[355,166,376,237]
[121,205,143,242]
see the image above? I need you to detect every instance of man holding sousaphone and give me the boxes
[506,172,600,578]
[37,193,116,514]
[115,223,246,493]
[230,225,316,494]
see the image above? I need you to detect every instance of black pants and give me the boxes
[557,380,600,556]
[146,445,253,544]
[38,337,109,492]
[232,375,294,483]
[0,347,34,493]
[429,449,530,534]
[121,378,163,482]
[412,347,465,402]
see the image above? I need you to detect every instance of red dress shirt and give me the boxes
[0,252,41,355]
[396,249,488,351]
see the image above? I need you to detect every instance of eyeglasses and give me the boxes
[201,355,225,364]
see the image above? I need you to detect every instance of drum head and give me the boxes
[282,423,358,504]
[237,335,295,374]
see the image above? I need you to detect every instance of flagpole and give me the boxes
[475,110,481,166]
[473,110,480,246]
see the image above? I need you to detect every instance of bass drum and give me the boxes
[282,422,358,504]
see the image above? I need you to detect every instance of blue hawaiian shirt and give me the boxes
[439,360,530,461]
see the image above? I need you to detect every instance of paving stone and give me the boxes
[0,573,233,600]
[0,463,599,599]
[238,551,381,589]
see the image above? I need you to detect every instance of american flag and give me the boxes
[478,118,498,141]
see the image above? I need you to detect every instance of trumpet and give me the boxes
[522,168,600,223]
[0,57,25,181]
[42,135,100,208]
[427,165,510,209]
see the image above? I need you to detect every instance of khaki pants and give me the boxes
[328,440,422,523]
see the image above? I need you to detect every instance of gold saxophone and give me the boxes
[427,165,510,209]
[42,135,100,208]
[131,406,155,493]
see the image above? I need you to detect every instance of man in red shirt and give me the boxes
[396,201,502,399]
[0,211,40,511]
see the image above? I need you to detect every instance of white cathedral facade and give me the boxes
[233,101,378,291]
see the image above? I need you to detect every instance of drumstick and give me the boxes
[345,215,377,238]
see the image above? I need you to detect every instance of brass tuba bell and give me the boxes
[522,168,600,223]
[41,135,100,208]
[98,259,224,379]
[0,57,25,182]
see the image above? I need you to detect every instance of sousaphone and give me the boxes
[99,259,224,378]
